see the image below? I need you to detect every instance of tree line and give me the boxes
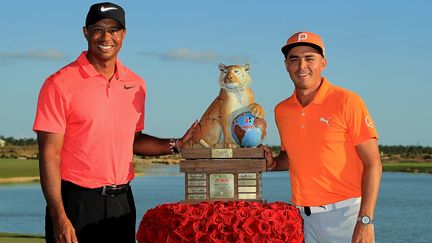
[268,145,432,155]
[1,136,431,155]
[0,136,37,146]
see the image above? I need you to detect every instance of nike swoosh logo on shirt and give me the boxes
[124,84,135,90]
[101,6,117,12]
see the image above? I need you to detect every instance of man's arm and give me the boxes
[352,138,382,243]
[133,121,198,156]
[37,131,77,243]
[261,146,289,171]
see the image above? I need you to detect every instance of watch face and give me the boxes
[361,216,371,224]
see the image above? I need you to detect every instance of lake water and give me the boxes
[0,167,431,243]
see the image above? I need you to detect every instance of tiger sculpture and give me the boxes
[183,63,265,148]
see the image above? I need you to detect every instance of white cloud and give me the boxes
[139,48,250,64]
[0,49,67,65]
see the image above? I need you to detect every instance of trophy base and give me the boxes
[180,148,266,203]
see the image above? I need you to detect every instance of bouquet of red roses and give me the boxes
[137,201,303,243]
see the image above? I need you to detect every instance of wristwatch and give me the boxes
[358,215,373,225]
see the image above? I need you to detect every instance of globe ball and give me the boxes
[231,111,267,147]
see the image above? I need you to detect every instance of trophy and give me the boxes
[181,63,267,203]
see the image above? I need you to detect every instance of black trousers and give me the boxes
[45,181,136,243]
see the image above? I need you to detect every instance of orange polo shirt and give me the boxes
[275,78,378,206]
[33,51,146,188]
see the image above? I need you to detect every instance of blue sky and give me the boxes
[1,0,431,146]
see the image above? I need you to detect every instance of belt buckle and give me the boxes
[101,185,117,197]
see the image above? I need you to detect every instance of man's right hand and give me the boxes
[259,146,290,171]
[53,214,78,243]
[260,145,277,171]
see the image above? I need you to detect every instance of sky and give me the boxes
[1,0,431,146]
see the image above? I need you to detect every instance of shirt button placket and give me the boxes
[300,110,306,136]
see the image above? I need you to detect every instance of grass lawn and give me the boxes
[0,158,39,178]
[382,161,432,174]
[0,233,44,243]
[0,158,431,180]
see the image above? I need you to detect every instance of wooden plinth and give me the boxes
[180,148,266,203]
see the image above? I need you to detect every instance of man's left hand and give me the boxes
[352,222,375,243]
[178,120,198,148]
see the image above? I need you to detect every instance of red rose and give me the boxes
[137,201,304,243]
[237,231,251,243]
[251,232,268,242]
[211,213,224,225]
[222,213,236,225]
[209,229,226,243]
[232,217,243,233]
[250,208,261,218]
[267,238,286,243]
[217,222,232,235]
[193,220,208,233]
[261,209,277,221]
[242,217,258,236]
[190,206,205,220]
[195,232,209,242]
[179,223,195,241]
[269,201,285,210]
[173,203,189,216]
[258,220,272,235]
[236,207,251,219]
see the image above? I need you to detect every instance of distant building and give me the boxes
[0,139,5,147]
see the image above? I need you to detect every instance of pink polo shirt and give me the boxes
[33,51,146,188]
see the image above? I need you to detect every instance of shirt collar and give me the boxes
[287,77,331,105]
[77,51,127,81]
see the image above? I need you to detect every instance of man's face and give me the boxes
[284,45,327,92]
[83,19,126,63]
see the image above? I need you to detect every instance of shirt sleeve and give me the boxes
[135,80,146,132]
[345,92,379,145]
[33,80,67,135]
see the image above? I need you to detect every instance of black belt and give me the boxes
[62,180,131,197]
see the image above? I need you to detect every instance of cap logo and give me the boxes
[297,33,308,42]
[100,6,117,12]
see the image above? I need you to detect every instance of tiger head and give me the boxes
[218,63,252,91]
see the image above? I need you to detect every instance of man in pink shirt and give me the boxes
[33,2,196,243]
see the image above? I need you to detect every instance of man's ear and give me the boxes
[83,26,89,41]
[321,58,327,70]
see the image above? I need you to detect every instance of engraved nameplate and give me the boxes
[188,180,206,186]
[188,194,207,199]
[238,173,257,179]
[209,174,234,198]
[238,187,257,193]
[188,173,206,180]
[238,193,257,199]
[238,180,256,186]
[211,149,233,158]
[188,187,206,193]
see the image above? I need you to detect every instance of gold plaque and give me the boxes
[238,193,257,199]
[238,180,256,186]
[211,149,233,158]
[238,173,257,179]
[209,174,234,198]
[188,187,206,193]
[188,194,207,200]
[188,180,206,186]
[238,187,256,193]
[188,173,206,180]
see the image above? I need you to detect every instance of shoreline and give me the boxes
[1,170,430,185]
[0,176,40,184]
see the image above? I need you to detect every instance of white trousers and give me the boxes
[301,201,361,243]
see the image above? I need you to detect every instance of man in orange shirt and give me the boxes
[33,2,196,243]
[263,31,382,242]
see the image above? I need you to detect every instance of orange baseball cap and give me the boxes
[281,31,325,57]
